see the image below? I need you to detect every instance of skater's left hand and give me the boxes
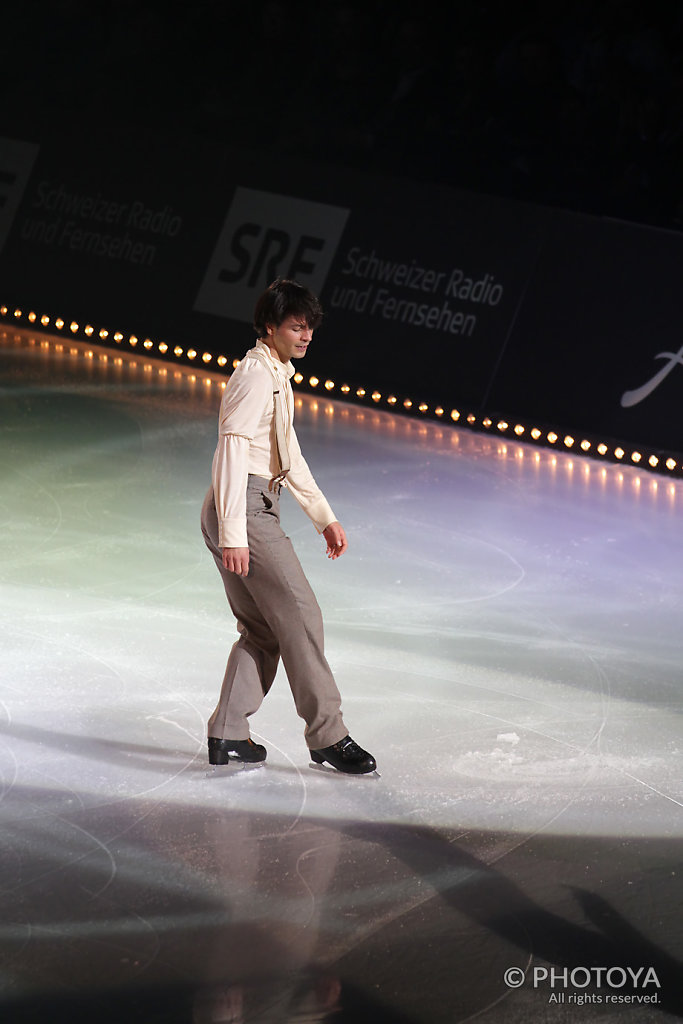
[323,522,348,559]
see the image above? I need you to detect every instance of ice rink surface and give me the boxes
[1,329,681,1023]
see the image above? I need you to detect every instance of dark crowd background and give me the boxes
[3,0,683,231]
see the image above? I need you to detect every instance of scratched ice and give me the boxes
[0,332,681,1023]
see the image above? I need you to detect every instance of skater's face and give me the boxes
[265,316,313,363]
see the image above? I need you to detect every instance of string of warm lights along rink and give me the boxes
[2,302,680,481]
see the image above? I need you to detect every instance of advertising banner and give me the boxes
[0,124,548,409]
[1,122,682,452]
[193,169,549,404]
[486,212,683,451]
[0,126,231,345]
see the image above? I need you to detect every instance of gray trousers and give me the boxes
[200,476,347,751]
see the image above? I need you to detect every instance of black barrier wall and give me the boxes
[1,124,682,452]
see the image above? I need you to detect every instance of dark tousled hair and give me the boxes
[253,278,323,337]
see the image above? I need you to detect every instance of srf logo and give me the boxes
[0,137,40,256]
[195,187,350,323]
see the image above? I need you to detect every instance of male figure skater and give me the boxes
[200,278,376,774]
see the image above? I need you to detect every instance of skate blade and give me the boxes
[205,761,266,778]
[309,762,381,780]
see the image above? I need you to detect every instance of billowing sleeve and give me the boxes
[211,361,272,548]
[284,426,337,533]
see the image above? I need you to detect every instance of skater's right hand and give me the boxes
[222,547,250,577]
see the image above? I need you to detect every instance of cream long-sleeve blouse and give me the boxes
[211,340,336,548]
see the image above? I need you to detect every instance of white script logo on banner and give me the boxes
[0,137,40,257]
[621,345,683,408]
[195,187,350,323]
